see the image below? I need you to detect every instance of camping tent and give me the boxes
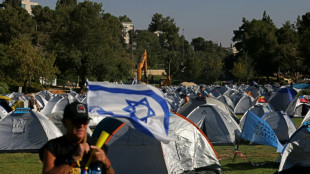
[0,108,62,152]
[277,121,310,173]
[234,95,254,114]
[92,114,221,174]
[261,111,296,143]
[247,102,273,118]
[285,95,310,117]
[177,98,206,117]
[186,104,241,145]
[217,95,234,111]
[269,86,297,111]
[46,111,92,136]
[300,110,310,126]
[41,95,73,116]
[240,110,296,143]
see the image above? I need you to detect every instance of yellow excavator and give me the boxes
[160,76,171,87]
[137,49,148,84]
[136,49,171,86]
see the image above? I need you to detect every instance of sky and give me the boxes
[34,0,310,47]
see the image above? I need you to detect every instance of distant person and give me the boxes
[39,102,114,174]
[199,86,209,98]
[196,92,203,100]
[28,93,40,112]
[181,94,190,106]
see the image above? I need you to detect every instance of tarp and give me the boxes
[239,111,283,152]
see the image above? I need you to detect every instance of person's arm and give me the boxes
[42,149,73,174]
[35,100,41,112]
[90,146,115,174]
[42,143,90,174]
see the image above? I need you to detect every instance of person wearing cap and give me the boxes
[39,102,114,174]
[28,93,40,112]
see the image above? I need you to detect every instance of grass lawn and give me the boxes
[0,117,304,173]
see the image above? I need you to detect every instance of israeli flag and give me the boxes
[87,81,172,143]
[132,75,137,85]
[241,111,283,152]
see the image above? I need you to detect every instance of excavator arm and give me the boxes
[137,49,148,83]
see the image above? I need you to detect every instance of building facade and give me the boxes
[21,0,38,15]
[121,22,134,44]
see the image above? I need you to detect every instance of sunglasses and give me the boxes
[72,118,90,125]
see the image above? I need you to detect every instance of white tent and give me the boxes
[234,95,254,114]
[286,95,310,117]
[0,108,62,152]
[277,121,310,173]
[93,114,221,174]
[41,95,74,116]
[46,111,92,136]
[186,104,241,145]
[240,110,296,143]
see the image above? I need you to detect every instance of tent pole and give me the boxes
[232,144,239,162]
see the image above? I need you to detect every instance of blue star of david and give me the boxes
[123,97,155,123]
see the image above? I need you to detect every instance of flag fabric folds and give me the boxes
[241,111,283,152]
[87,81,172,143]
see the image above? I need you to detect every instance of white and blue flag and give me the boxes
[87,81,172,143]
[132,75,137,85]
[241,110,283,152]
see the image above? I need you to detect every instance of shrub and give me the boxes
[0,82,9,94]
[29,82,44,93]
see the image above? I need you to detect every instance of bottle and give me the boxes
[89,163,101,174]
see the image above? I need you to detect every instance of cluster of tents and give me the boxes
[164,83,310,173]
[0,83,309,173]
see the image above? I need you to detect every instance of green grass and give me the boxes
[0,153,42,174]
[0,117,304,173]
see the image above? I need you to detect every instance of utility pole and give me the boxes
[182,29,185,65]
[131,29,133,62]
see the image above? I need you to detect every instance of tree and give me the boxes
[191,37,207,51]
[232,52,255,83]
[40,54,60,86]
[232,12,278,79]
[298,12,310,71]
[119,15,132,22]
[0,7,36,44]
[276,21,301,80]
[6,36,43,92]
[3,0,21,8]
[56,0,77,8]
[93,12,132,82]
[135,30,162,69]
[148,13,180,51]
[0,44,8,81]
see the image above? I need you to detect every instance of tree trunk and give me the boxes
[79,76,86,91]
[24,80,28,94]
